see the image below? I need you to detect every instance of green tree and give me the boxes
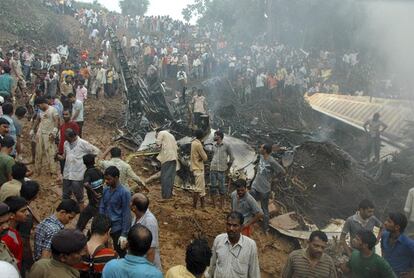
[119,0,149,16]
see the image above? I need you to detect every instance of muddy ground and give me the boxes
[20,95,294,277]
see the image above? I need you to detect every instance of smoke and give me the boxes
[359,1,414,95]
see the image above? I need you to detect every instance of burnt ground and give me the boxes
[21,95,294,277]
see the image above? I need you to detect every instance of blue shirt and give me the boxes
[102,254,162,278]
[381,230,414,274]
[0,73,13,95]
[1,115,17,155]
[34,215,64,261]
[99,184,131,236]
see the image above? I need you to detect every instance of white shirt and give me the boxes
[132,210,161,270]
[192,95,206,113]
[63,138,100,181]
[71,100,84,122]
[57,45,69,59]
[255,73,266,88]
[50,53,61,66]
[177,71,187,81]
[209,233,260,278]
[38,106,58,135]
[156,130,178,164]
[404,187,414,222]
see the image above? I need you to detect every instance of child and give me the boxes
[76,154,104,231]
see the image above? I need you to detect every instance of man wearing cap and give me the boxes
[29,229,87,278]
[34,199,80,261]
[31,96,59,177]
[0,202,18,270]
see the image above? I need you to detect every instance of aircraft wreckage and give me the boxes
[108,28,408,249]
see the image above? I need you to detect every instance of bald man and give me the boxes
[130,193,161,270]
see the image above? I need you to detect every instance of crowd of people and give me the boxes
[0,1,413,278]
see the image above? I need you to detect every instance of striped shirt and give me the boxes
[75,246,117,277]
[282,249,337,278]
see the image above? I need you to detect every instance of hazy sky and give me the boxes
[79,0,193,21]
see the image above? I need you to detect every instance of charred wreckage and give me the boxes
[107,28,410,243]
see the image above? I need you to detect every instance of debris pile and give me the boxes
[277,141,375,227]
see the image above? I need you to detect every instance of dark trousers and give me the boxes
[250,188,270,231]
[17,214,34,277]
[76,204,98,231]
[76,121,84,137]
[111,231,126,258]
[161,160,176,199]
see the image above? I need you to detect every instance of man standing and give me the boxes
[99,147,146,193]
[58,129,100,209]
[155,128,178,199]
[2,103,17,156]
[57,110,80,176]
[381,212,414,276]
[210,130,234,209]
[191,130,208,209]
[282,231,337,278]
[363,112,387,162]
[231,179,263,237]
[34,200,80,261]
[191,89,207,129]
[30,229,87,278]
[341,230,396,277]
[31,96,59,177]
[130,193,161,270]
[102,224,163,278]
[99,166,131,258]
[0,136,15,186]
[177,67,187,103]
[340,199,383,254]
[68,93,84,137]
[209,211,260,278]
[0,66,13,101]
[250,144,285,232]
[404,187,414,238]
[166,238,212,278]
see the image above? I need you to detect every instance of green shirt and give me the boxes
[348,250,396,278]
[0,152,15,186]
[29,258,80,278]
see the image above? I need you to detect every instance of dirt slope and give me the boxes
[0,0,83,45]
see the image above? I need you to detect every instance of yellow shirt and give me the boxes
[166,265,195,278]
[190,139,208,171]
[0,179,22,202]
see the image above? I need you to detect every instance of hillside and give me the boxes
[0,0,83,45]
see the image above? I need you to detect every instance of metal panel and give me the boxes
[306,93,414,144]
